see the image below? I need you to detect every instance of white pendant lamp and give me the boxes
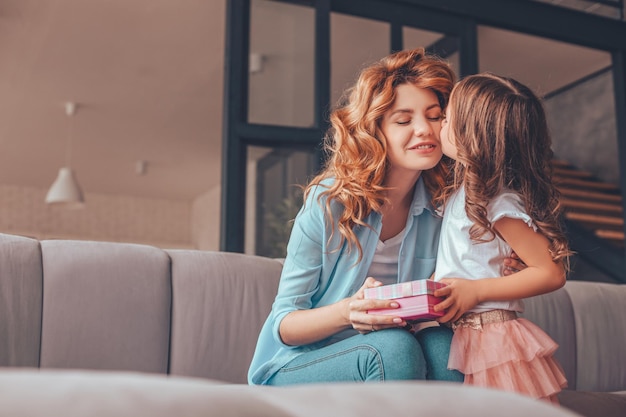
[45,102,85,209]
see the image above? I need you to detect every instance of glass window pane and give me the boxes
[249,0,315,127]
[533,0,623,20]
[330,13,390,106]
[477,26,616,181]
[246,145,317,257]
[403,26,460,81]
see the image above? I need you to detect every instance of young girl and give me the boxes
[433,72,571,403]
[248,49,524,386]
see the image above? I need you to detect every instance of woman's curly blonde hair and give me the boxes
[305,47,455,260]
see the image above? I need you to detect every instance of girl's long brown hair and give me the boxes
[305,48,455,260]
[434,73,572,267]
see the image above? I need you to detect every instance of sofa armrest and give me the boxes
[0,233,43,367]
[522,286,577,389]
[523,281,626,393]
[564,281,626,392]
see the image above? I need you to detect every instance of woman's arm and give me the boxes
[274,183,407,347]
[279,299,352,346]
[434,216,566,323]
[279,277,407,346]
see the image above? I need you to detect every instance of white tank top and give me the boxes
[367,228,404,285]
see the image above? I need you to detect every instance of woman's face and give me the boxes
[440,102,458,160]
[380,83,444,176]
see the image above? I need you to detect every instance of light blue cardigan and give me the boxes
[248,177,442,384]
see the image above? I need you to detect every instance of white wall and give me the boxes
[191,185,221,251]
[0,184,197,249]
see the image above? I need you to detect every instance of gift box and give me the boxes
[364,280,446,322]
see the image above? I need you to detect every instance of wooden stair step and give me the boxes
[552,159,573,167]
[555,177,620,191]
[595,229,625,241]
[553,167,594,179]
[560,198,624,213]
[558,187,623,202]
[565,212,624,226]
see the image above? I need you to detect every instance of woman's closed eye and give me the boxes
[427,111,444,122]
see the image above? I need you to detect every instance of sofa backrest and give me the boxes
[39,240,172,374]
[523,281,626,392]
[166,250,282,383]
[0,233,282,384]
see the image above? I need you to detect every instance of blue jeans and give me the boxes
[266,326,463,385]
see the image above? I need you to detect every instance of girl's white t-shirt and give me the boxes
[434,186,536,313]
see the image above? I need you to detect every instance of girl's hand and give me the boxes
[346,277,407,333]
[433,278,481,323]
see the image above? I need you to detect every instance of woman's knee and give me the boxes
[417,326,464,382]
[366,328,426,381]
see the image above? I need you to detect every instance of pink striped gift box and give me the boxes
[364,280,446,322]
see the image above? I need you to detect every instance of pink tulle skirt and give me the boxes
[448,312,568,404]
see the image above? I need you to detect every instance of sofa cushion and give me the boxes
[168,250,283,383]
[0,368,582,417]
[0,233,42,367]
[240,381,582,417]
[0,368,293,417]
[39,240,171,373]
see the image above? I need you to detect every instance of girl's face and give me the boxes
[380,84,444,177]
[440,101,458,160]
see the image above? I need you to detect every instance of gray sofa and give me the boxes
[0,232,624,416]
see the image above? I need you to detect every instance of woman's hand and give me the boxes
[281,276,409,345]
[346,277,407,333]
[433,278,481,323]
[503,251,527,275]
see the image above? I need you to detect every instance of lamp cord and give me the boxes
[65,102,76,168]
[66,114,73,167]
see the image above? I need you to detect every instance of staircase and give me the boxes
[552,159,626,283]
[553,159,625,250]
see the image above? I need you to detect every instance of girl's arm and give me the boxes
[434,216,566,323]
[279,277,407,346]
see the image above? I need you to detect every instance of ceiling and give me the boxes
[0,0,612,201]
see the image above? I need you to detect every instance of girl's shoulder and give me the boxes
[488,190,536,230]
[490,189,522,207]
